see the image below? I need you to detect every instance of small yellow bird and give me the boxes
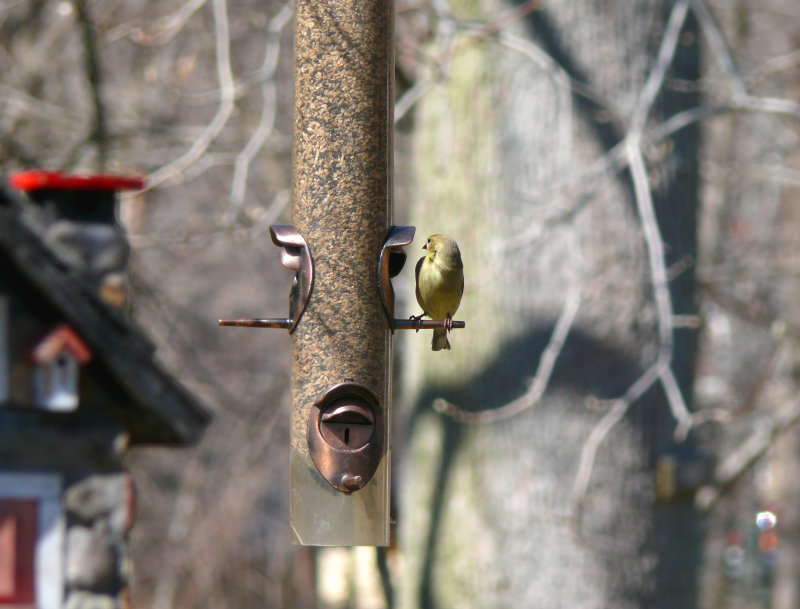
[414,234,464,351]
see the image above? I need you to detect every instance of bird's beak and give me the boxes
[422,243,427,250]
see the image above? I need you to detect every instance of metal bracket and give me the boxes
[378,225,415,332]
[218,225,314,334]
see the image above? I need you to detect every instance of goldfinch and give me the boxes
[414,234,464,351]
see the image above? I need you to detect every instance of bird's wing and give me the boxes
[415,256,426,312]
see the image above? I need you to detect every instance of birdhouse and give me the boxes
[29,324,92,412]
[0,173,211,609]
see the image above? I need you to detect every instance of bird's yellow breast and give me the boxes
[418,257,462,320]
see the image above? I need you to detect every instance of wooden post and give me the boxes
[290,0,394,546]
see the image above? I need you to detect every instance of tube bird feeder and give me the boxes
[219,0,463,546]
[288,0,396,546]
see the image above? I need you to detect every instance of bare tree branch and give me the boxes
[414,0,800,548]
[626,142,692,435]
[146,0,235,189]
[106,0,209,46]
[695,402,800,513]
[570,0,693,529]
[71,0,109,170]
[224,2,293,225]
[688,0,747,100]
[394,0,547,123]
[433,278,581,423]
[629,0,690,132]
[395,78,436,123]
[570,399,629,536]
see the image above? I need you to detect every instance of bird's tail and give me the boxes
[432,328,450,351]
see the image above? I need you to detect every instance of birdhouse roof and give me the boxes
[30,324,92,365]
[0,181,211,446]
[8,170,145,193]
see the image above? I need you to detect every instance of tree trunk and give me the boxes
[397,1,701,607]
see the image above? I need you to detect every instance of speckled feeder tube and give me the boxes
[289,0,394,546]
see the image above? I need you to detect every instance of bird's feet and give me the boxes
[409,313,424,333]
[444,315,453,333]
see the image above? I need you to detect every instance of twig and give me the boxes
[629,0,690,132]
[569,0,800,530]
[395,78,435,123]
[642,1,800,141]
[695,403,800,512]
[0,84,75,126]
[498,142,628,254]
[224,2,292,224]
[688,1,800,120]
[648,97,800,149]
[144,0,209,46]
[735,95,800,119]
[570,0,693,532]
[434,0,692,440]
[618,0,692,429]
[498,32,572,172]
[570,359,670,536]
[394,0,547,122]
[107,0,208,46]
[73,0,109,170]
[647,103,728,142]
[626,141,692,436]
[433,279,581,423]
[751,48,800,83]
[146,0,235,189]
[0,132,37,166]
[688,0,747,100]
[624,0,693,434]
[248,189,292,237]
[570,399,629,535]
[456,0,546,50]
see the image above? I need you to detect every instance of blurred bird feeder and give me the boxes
[219,0,462,546]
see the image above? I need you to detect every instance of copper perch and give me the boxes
[218,318,464,331]
[393,319,466,331]
[218,318,292,329]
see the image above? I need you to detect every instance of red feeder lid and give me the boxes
[9,170,145,193]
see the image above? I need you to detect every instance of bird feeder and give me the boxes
[219,0,462,546]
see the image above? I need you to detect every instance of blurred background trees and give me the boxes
[2,0,800,607]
